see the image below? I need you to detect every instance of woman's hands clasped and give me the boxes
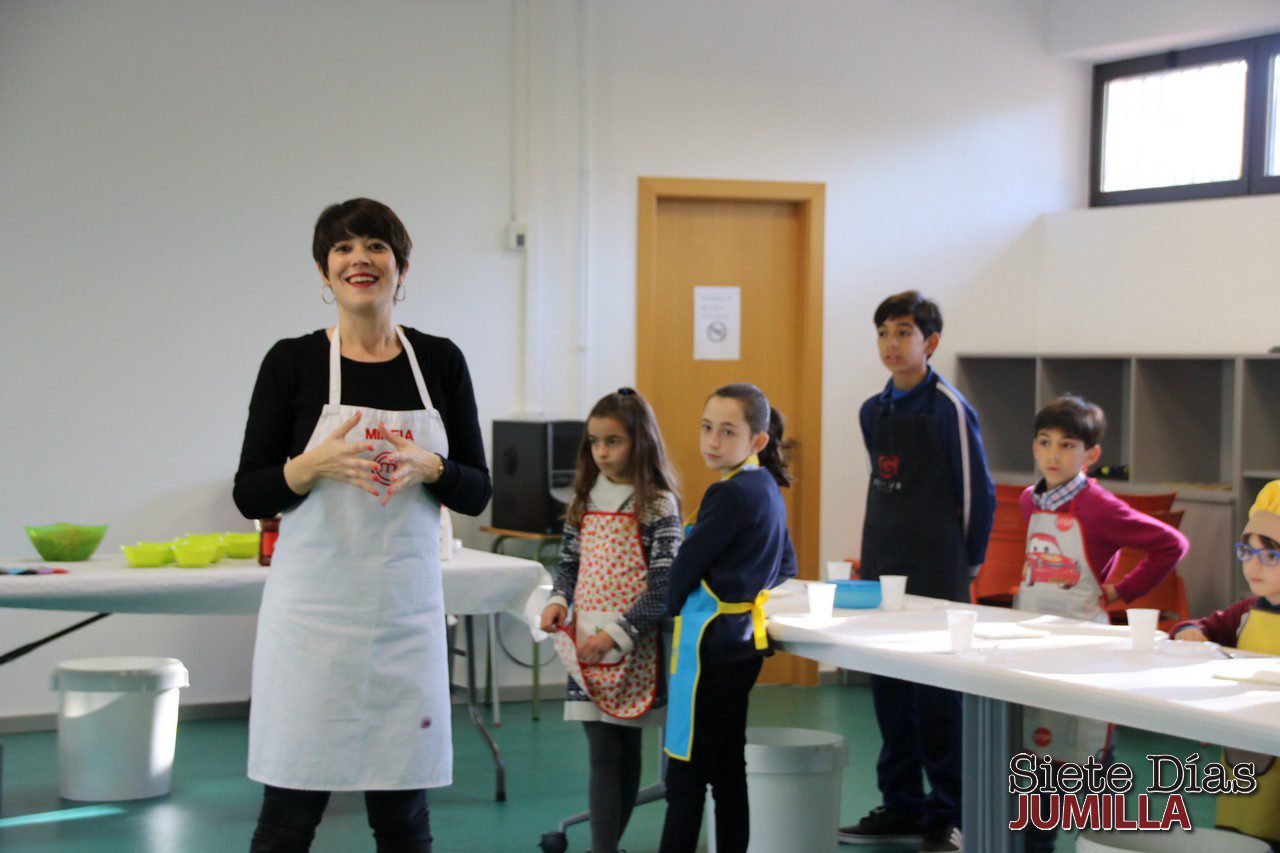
[378,420,444,507]
[285,411,380,497]
[283,413,444,505]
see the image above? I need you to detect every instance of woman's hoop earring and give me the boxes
[394,281,406,303]
[322,284,336,305]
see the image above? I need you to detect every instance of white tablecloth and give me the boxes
[767,583,1280,756]
[0,547,547,617]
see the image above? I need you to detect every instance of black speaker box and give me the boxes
[491,419,584,534]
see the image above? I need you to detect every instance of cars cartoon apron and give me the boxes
[553,501,660,719]
[1218,608,1280,844]
[248,325,452,790]
[1016,507,1112,764]
[664,457,769,761]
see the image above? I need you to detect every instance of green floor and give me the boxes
[0,684,1220,852]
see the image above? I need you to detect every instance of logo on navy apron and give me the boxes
[874,454,904,492]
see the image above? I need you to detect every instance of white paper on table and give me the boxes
[1212,666,1280,688]
[693,286,741,361]
[973,623,1050,640]
[1018,613,1165,640]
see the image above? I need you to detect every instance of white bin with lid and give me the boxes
[1076,826,1270,851]
[743,727,849,853]
[51,656,190,801]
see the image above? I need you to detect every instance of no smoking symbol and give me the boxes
[706,321,728,343]
[374,451,397,486]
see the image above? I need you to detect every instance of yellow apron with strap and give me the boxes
[664,457,769,761]
[1218,607,1280,843]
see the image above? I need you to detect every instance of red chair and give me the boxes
[1113,491,1176,514]
[995,483,1030,504]
[971,528,1028,607]
[1104,509,1188,632]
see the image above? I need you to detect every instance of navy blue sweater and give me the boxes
[859,368,995,568]
[667,468,798,664]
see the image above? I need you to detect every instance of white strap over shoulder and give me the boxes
[327,325,434,410]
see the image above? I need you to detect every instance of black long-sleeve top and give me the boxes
[234,327,491,519]
[667,467,798,664]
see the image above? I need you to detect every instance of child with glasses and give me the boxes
[1172,479,1280,848]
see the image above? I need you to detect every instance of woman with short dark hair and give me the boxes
[235,198,491,851]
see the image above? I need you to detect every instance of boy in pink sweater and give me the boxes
[1014,395,1188,853]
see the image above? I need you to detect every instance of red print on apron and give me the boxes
[553,509,659,719]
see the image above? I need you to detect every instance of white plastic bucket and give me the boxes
[1076,826,1270,851]
[744,727,849,853]
[52,656,189,801]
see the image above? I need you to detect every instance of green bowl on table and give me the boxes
[121,542,172,568]
[179,534,225,562]
[25,523,108,562]
[172,539,218,568]
[222,532,260,559]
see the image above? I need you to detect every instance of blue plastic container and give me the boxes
[831,579,882,609]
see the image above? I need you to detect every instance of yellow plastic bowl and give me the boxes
[222,532,260,559]
[121,543,171,568]
[172,541,217,568]
[134,541,175,563]
[25,523,108,561]
[179,534,225,563]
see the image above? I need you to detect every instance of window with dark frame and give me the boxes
[1090,33,1280,206]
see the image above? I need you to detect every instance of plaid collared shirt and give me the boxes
[1032,473,1089,511]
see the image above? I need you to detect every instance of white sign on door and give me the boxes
[693,286,741,361]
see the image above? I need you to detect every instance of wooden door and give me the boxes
[636,178,824,685]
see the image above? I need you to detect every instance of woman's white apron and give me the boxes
[248,325,452,790]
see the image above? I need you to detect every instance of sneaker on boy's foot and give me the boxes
[918,821,962,852]
[837,806,926,844]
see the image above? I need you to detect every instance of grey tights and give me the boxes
[583,721,644,853]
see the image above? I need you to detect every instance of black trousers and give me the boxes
[659,656,763,853]
[869,674,962,824]
[249,784,431,852]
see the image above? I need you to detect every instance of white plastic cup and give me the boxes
[1128,608,1160,651]
[946,609,977,653]
[808,583,837,619]
[879,575,907,611]
[825,560,853,582]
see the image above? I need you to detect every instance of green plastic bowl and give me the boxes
[134,541,175,563]
[222,532,260,559]
[172,540,217,568]
[25,524,108,562]
[121,543,171,568]
[179,534,225,562]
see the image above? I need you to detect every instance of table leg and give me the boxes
[531,634,541,722]
[464,615,506,802]
[962,693,1022,852]
[488,614,501,727]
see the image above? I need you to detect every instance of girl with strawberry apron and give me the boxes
[551,477,672,853]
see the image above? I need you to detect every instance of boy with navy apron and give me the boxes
[839,292,995,853]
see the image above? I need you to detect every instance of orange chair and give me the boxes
[971,528,1028,607]
[995,482,1030,503]
[1113,491,1176,514]
[1104,509,1188,632]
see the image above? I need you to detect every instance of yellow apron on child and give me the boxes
[1218,608,1280,844]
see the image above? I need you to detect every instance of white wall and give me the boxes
[10,0,1266,720]
[0,0,523,717]
[1045,0,1280,61]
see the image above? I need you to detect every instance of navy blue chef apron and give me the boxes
[859,380,970,602]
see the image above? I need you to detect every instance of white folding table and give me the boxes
[767,590,1280,851]
[0,547,547,803]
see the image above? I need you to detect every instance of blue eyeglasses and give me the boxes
[1234,542,1280,568]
